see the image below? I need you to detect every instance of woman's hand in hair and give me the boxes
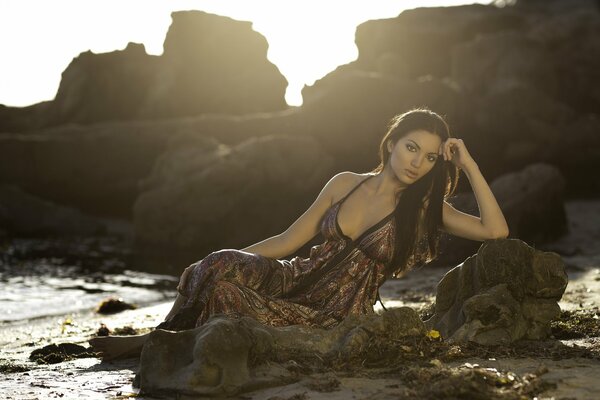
[439,138,476,171]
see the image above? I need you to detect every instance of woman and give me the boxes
[90,107,508,360]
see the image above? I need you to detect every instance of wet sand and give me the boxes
[1,200,599,399]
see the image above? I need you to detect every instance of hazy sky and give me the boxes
[0,0,492,107]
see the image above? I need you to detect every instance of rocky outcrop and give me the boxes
[307,0,600,194]
[141,11,287,119]
[0,11,287,133]
[425,238,567,344]
[133,134,335,261]
[135,307,425,397]
[0,71,465,221]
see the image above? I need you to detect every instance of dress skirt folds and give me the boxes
[156,174,396,331]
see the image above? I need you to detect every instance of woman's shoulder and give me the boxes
[331,171,372,186]
[329,171,374,199]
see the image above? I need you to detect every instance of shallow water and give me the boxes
[0,236,177,323]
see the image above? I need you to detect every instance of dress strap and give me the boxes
[339,174,375,205]
[377,288,388,312]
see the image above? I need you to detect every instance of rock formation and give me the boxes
[425,238,567,344]
[134,238,567,396]
[133,134,335,264]
[0,2,595,269]
[307,0,600,194]
[135,307,425,397]
[0,11,287,133]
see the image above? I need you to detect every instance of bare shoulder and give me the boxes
[328,171,372,201]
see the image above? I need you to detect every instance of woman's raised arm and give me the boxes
[240,172,355,259]
[440,138,509,241]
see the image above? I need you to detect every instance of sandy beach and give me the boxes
[1,199,599,399]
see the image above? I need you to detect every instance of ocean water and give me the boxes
[0,236,177,323]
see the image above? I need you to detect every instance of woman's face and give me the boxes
[387,129,442,185]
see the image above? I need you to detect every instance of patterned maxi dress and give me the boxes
[156,174,396,331]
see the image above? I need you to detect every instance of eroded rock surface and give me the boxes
[135,307,425,397]
[425,238,567,344]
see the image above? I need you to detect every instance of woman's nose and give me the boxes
[411,155,423,168]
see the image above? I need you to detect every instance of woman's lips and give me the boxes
[405,169,418,179]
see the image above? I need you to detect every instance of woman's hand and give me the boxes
[439,138,476,171]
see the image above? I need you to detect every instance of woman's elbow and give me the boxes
[488,226,509,239]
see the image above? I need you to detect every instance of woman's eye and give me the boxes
[428,156,437,162]
[406,144,415,151]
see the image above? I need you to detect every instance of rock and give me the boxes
[433,163,567,267]
[142,11,287,119]
[315,2,600,193]
[0,121,172,216]
[95,297,137,314]
[29,343,96,364]
[133,134,335,264]
[354,5,525,80]
[0,71,465,225]
[424,238,567,344]
[48,43,158,126]
[451,30,557,97]
[0,11,287,133]
[135,307,425,397]
[0,185,106,236]
[301,71,465,171]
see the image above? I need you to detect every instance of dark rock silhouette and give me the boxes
[425,239,567,344]
[142,11,287,119]
[0,11,287,133]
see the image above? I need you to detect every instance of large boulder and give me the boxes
[425,238,567,344]
[0,11,288,133]
[141,11,287,119]
[135,307,425,397]
[133,134,335,266]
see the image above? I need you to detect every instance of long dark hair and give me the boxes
[369,108,459,279]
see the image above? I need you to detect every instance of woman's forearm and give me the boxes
[463,162,509,237]
[240,234,291,259]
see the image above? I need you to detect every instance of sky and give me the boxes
[0,0,493,108]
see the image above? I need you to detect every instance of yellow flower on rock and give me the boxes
[426,329,441,339]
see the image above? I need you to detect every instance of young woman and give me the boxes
[90,107,508,360]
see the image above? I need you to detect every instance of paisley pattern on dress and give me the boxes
[156,174,397,331]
